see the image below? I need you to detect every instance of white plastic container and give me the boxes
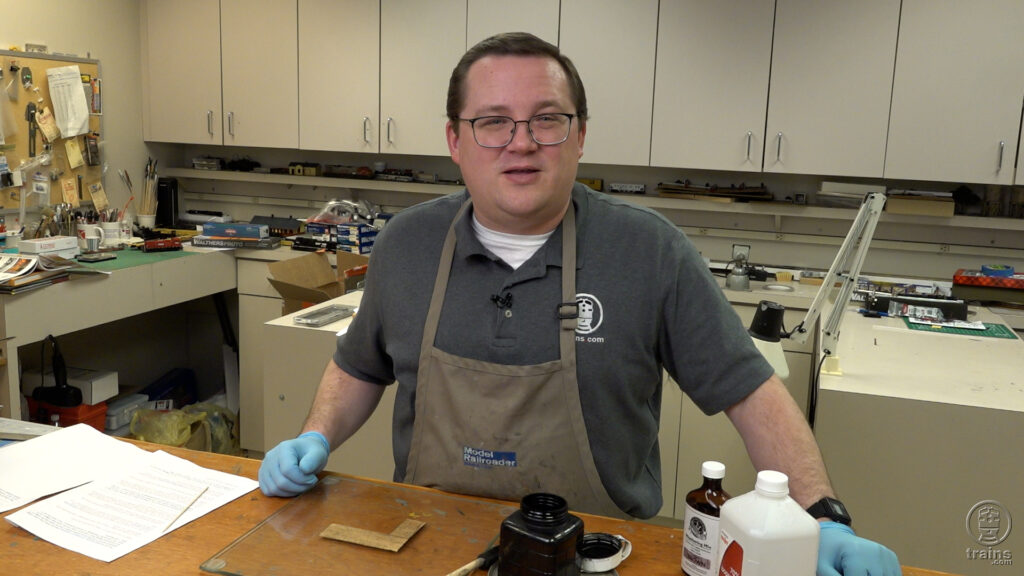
[716,470,819,576]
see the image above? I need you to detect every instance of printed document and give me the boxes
[0,424,148,513]
[6,449,258,562]
[46,65,90,138]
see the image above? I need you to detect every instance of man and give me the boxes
[260,33,900,575]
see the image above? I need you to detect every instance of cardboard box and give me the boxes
[22,367,119,404]
[884,195,955,217]
[267,251,369,314]
[201,222,269,238]
[19,235,79,254]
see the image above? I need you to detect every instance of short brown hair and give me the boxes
[446,32,588,125]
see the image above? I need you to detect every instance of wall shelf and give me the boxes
[164,168,463,197]
[166,167,1024,233]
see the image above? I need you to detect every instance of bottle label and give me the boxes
[682,504,721,576]
[717,528,743,576]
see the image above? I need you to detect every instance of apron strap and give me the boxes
[558,202,577,370]
[418,199,473,370]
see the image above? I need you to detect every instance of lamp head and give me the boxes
[748,300,789,380]
[749,300,785,342]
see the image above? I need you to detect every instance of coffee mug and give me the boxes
[100,222,122,247]
[78,224,105,251]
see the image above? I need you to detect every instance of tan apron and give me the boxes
[403,199,622,517]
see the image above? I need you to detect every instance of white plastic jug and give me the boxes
[717,470,819,576]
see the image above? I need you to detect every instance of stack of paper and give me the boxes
[1,424,257,562]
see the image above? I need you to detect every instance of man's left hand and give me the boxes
[818,522,901,576]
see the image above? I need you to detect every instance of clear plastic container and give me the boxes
[716,470,819,576]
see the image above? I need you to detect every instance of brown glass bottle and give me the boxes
[681,461,730,576]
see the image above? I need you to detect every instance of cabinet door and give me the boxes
[560,0,658,166]
[764,0,899,177]
[885,0,1024,185]
[141,0,222,144]
[380,0,466,157]
[467,0,559,48]
[650,0,774,172]
[299,0,380,152]
[221,0,299,148]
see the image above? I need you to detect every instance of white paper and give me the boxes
[6,449,258,562]
[0,424,149,513]
[46,65,90,138]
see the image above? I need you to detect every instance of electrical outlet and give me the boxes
[732,244,751,262]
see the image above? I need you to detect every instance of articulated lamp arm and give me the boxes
[750,193,886,376]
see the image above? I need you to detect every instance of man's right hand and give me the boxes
[258,431,330,497]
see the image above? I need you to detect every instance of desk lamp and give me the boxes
[747,192,886,423]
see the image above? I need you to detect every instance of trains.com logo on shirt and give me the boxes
[575,293,604,343]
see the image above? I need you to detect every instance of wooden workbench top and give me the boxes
[0,440,958,576]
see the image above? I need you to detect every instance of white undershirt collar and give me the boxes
[472,214,553,269]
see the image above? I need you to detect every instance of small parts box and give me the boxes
[105,393,149,430]
[26,397,107,431]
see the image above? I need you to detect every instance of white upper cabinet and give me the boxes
[220,0,298,148]
[560,0,659,167]
[298,0,380,153]
[467,0,559,48]
[141,0,223,144]
[764,0,900,177]
[380,0,466,157]
[651,0,774,172]
[885,0,1024,185]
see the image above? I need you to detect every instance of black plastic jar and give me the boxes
[498,493,584,576]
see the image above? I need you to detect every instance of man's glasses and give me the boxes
[457,113,576,148]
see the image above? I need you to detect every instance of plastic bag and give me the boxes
[129,403,240,455]
[130,408,206,448]
[183,402,240,455]
[308,199,381,225]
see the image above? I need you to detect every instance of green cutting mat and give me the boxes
[76,247,197,271]
[902,317,1019,339]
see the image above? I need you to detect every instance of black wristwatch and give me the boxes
[806,497,852,525]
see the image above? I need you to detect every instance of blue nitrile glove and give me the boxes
[258,431,330,497]
[817,521,902,576]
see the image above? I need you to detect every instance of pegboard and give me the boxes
[0,49,104,212]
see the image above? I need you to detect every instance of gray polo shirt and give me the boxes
[335,184,772,518]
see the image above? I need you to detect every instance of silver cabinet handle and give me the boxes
[207,110,214,135]
[997,140,1005,173]
[746,131,753,161]
[227,111,235,137]
[386,117,394,144]
[776,132,783,162]
[363,117,371,144]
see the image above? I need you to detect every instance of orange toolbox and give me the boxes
[25,397,107,431]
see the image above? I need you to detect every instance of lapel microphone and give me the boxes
[490,292,513,309]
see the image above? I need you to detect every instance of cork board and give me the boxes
[0,50,104,211]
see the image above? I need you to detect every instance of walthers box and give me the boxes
[201,222,269,239]
[19,235,79,254]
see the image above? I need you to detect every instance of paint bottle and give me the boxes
[717,470,820,576]
[682,461,730,576]
[498,492,584,576]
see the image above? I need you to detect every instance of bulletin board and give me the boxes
[0,50,105,211]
